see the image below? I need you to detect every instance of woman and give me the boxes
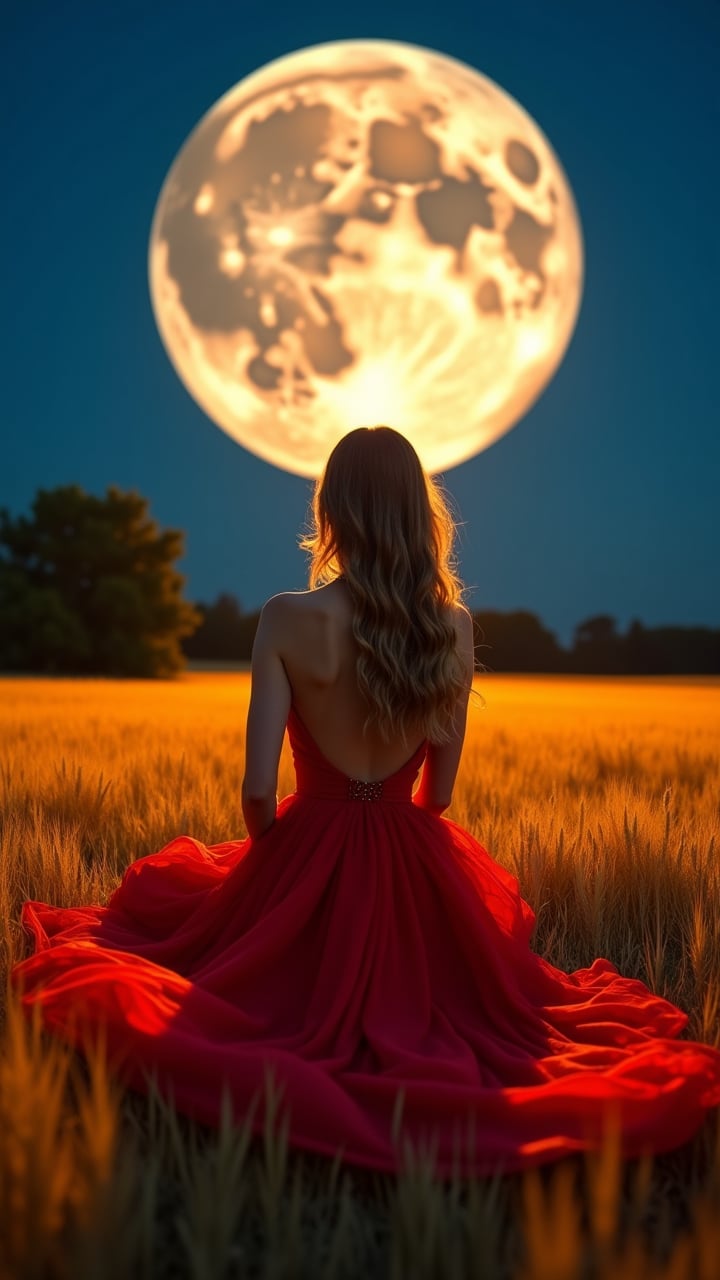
[12,427,720,1178]
[241,423,475,842]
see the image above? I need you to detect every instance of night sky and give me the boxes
[3,0,718,648]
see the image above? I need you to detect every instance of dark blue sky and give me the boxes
[3,0,718,647]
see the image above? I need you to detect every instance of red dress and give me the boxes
[12,704,720,1177]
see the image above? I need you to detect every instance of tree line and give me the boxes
[1,485,717,677]
[184,594,720,675]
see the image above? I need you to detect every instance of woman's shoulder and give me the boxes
[259,583,347,631]
[446,601,475,676]
[445,599,474,636]
[447,599,472,621]
[257,586,351,681]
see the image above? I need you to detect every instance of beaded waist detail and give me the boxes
[347,777,384,801]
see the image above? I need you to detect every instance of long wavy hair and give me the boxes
[299,426,472,745]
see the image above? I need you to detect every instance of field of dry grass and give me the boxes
[1,673,719,1279]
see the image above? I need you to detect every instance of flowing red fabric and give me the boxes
[12,705,720,1176]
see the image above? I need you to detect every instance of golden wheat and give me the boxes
[1,672,719,1279]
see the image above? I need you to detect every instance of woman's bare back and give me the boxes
[242,580,474,837]
[276,579,428,783]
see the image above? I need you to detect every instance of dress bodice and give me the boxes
[287,704,427,804]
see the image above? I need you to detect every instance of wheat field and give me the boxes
[1,673,719,1279]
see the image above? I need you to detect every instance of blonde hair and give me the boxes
[299,426,470,745]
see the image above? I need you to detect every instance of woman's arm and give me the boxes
[412,605,475,817]
[242,595,292,839]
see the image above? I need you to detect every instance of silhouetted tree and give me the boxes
[0,485,201,676]
[571,614,623,673]
[624,620,720,675]
[471,610,565,672]
[625,618,652,674]
[182,593,260,662]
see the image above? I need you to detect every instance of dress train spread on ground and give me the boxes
[12,704,720,1176]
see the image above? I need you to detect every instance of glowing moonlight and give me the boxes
[148,40,584,476]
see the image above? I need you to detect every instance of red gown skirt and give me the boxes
[11,705,720,1177]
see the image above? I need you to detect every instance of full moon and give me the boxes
[148,39,583,476]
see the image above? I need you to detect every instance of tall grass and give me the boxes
[1,673,719,1278]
